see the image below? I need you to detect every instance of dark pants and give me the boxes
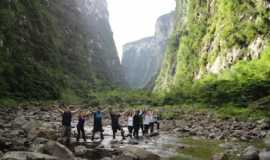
[128,126,133,138]
[133,126,139,139]
[140,124,144,135]
[77,126,86,142]
[92,129,104,140]
[155,121,160,130]
[62,126,71,145]
[112,126,125,139]
[144,124,149,135]
[150,123,154,133]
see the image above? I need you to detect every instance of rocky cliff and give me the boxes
[122,12,174,89]
[155,0,270,104]
[0,0,123,100]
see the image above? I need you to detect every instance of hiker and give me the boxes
[133,110,140,139]
[109,108,125,140]
[139,109,144,135]
[153,109,160,131]
[127,111,134,138]
[143,111,151,135]
[76,111,90,142]
[56,104,80,145]
[91,107,104,141]
[149,110,155,134]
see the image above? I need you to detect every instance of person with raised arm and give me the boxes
[91,107,104,141]
[76,111,90,142]
[56,103,80,145]
[143,111,151,135]
[133,110,140,139]
[109,108,125,140]
[127,110,134,138]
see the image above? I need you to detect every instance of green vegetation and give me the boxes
[174,138,225,160]
[0,0,121,102]
[154,0,270,110]
[84,89,160,106]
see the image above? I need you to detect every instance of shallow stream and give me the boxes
[73,124,269,160]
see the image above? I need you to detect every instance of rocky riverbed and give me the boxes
[0,105,270,160]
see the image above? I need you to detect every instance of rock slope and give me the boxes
[122,12,174,89]
[0,0,124,100]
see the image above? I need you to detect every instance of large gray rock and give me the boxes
[241,146,259,160]
[1,151,59,160]
[39,141,75,160]
[259,150,270,160]
[116,146,160,160]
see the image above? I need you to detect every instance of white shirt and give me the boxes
[150,115,154,123]
[128,116,133,126]
[144,115,151,125]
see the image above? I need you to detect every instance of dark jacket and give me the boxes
[62,111,72,127]
[110,113,121,130]
[133,113,140,129]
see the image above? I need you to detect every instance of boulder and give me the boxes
[28,124,58,140]
[30,138,49,152]
[74,145,88,156]
[241,146,259,160]
[39,141,75,160]
[116,146,160,160]
[259,150,270,160]
[82,148,118,159]
[1,151,59,160]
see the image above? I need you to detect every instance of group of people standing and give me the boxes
[127,110,160,139]
[56,104,160,145]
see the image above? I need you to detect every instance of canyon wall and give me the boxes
[122,12,174,89]
[0,0,124,100]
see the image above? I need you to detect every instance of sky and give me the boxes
[107,0,176,60]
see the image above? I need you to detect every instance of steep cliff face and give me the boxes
[122,12,174,89]
[155,0,270,104]
[0,0,123,100]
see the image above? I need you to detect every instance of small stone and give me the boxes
[74,145,88,156]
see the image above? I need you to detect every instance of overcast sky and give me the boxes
[107,0,176,60]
